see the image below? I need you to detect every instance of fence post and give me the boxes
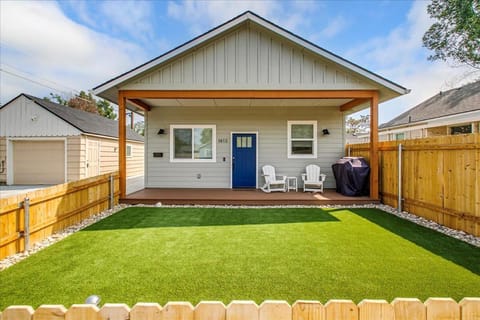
[109,174,114,210]
[398,143,403,213]
[24,197,30,253]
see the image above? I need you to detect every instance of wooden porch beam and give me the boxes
[118,92,127,198]
[120,89,378,100]
[339,98,370,112]
[127,98,152,111]
[369,92,379,200]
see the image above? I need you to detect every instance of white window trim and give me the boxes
[287,120,317,159]
[170,124,216,163]
[126,144,133,158]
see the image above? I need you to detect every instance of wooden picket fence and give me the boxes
[1,298,479,320]
[0,172,119,259]
[346,134,480,237]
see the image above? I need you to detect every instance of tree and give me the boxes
[68,91,98,114]
[422,0,480,69]
[134,121,145,136]
[346,114,370,135]
[97,99,117,120]
[45,91,116,119]
[44,93,67,105]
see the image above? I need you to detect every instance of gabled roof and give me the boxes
[3,94,144,142]
[93,11,408,99]
[380,80,480,129]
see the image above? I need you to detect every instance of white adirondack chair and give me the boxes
[261,165,287,193]
[302,164,326,193]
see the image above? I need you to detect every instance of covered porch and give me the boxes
[122,187,379,206]
[92,12,409,205]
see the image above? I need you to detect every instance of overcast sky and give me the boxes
[0,0,477,123]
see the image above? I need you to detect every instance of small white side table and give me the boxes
[286,176,298,192]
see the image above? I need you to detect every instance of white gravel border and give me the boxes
[1,203,478,271]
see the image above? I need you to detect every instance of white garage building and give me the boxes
[0,94,144,185]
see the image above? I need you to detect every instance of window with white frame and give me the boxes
[170,125,216,162]
[126,144,133,157]
[288,121,317,158]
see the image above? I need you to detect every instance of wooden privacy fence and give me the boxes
[0,172,119,259]
[1,298,479,320]
[346,134,480,236]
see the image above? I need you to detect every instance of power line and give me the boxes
[0,64,80,98]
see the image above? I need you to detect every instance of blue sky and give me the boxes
[0,0,477,123]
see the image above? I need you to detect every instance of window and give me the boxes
[288,121,317,158]
[236,136,252,148]
[450,124,472,135]
[395,133,405,140]
[126,144,132,157]
[170,125,216,162]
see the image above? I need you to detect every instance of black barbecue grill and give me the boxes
[332,157,370,196]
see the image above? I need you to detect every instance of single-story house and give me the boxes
[92,11,409,199]
[378,80,480,141]
[0,94,144,185]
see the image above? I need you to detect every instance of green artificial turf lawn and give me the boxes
[0,207,479,309]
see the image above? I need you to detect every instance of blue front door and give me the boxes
[232,133,257,188]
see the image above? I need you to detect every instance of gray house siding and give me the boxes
[126,23,374,92]
[146,105,342,189]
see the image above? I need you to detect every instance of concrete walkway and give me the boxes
[0,175,145,199]
[0,185,51,198]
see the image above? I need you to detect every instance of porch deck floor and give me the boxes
[121,188,378,206]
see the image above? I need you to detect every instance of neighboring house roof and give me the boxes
[93,11,409,104]
[2,94,144,142]
[380,80,480,130]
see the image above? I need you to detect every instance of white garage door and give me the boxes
[13,140,65,184]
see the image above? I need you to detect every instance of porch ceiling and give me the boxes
[137,98,353,108]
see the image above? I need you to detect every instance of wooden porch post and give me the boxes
[118,92,127,198]
[370,92,379,200]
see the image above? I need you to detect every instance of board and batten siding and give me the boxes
[124,23,376,91]
[146,106,343,189]
[0,95,81,137]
